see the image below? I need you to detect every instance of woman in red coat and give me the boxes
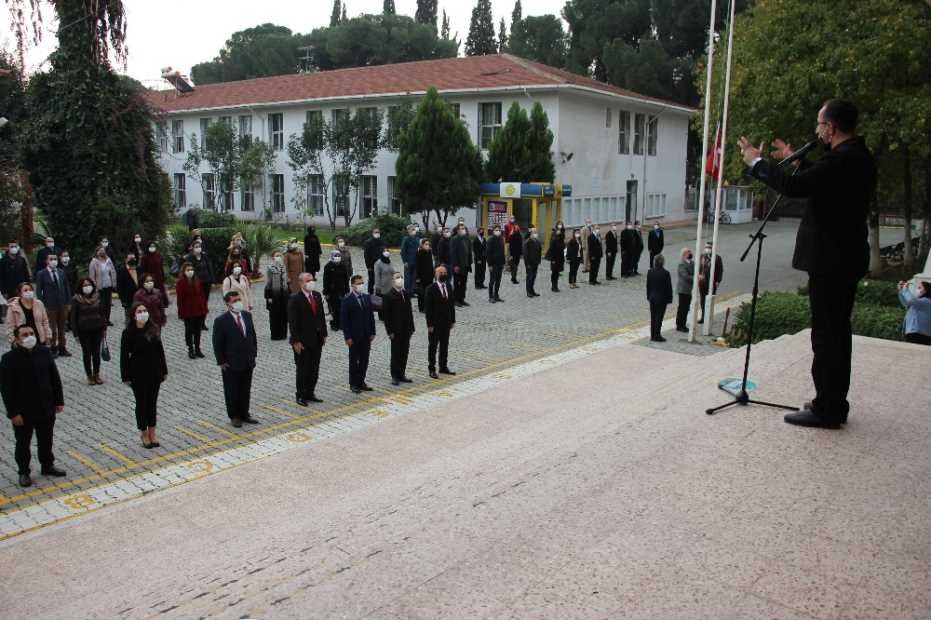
[132,274,167,328]
[175,262,208,359]
[140,242,167,303]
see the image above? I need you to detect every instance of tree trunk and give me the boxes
[903,144,914,267]
[868,194,882,275]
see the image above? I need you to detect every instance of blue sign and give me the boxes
[562,184,573,197]
[718,377,758,396]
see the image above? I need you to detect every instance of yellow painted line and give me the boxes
[98,443,138,468]
[196,420,240,439]
[263,404,299,419]
[67,450,107,475]
[0,494,8,508]
[176,426,212,443]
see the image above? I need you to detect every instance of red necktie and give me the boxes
[235,313,246,337]
[308,292,317,314]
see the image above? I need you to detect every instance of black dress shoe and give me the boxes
[455,302,465,307]
[399,377,413,383]
[650,336,667,343]
[803,401,847,424]
[461,301,470,307]
[41,466,67,477]
[495,297,504,302]
[18,473,32,487]
[429,371,439,379]
[308,395,323,403]
[360,384,374,391]
[296,397,308,407]
[489,298,496,303]
[58,349,72,357]
[231,418,244,428]
[784,408,841,429]
[391,379,400,386]
[351,386,362,394]
[439,368,456,375]
[676,326,689,333]
[243,416,260,424]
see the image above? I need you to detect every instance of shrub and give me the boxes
[342,214,410,247]
[850,304,904,342]
[797,279,900,308]
[196,209,237,228]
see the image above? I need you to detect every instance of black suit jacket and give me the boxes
[382,288,415,338]
[648,229,664,254]
[486,236,506,266]
[588,235,603,260]
[605,231,618,254]
[287,291,327,349]
[424,282,456,331]
[646,267,674,305]
[1,345,63,421]
[751,136,876,278]
[212,311,258,371]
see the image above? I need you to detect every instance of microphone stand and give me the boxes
[705,159,801,416]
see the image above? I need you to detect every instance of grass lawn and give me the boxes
[268,225,338,247]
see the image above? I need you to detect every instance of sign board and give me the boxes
[488,200,509,230]
[500,182,521,199]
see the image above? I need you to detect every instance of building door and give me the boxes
[625,180,638,223]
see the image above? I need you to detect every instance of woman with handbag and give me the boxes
[133,274,167,328]
[71,277,107,385]
[120,301,168,449]
[176,262,208,358]
[264,250,289,340]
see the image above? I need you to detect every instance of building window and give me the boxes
[606,108,612,128]
[618,111,630,155]
[332,174,349,217]
[448,102,461,119]
[331,108,349,147]
[645,193,667,219]
[633,113,645,155]
[201,173,215,210]
[387,176,401,215]
[199,118,210,149]
[480,102,502,149]
[220,174,234,212]
[173,173,186,209]
[269,113,284,150]
[155,121,168,152]
[241,182,254,212]
[305,110,324,149]
[357,107,379,149]
[307,174,325,216]
[360,175,377,218]
[219,116,232,127]
[270,174,285,212]
[386,106,404,149]
[647,115,658,156]
[171,120,184,153]
[238,115,253,145]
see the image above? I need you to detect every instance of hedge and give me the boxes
[729,291,904,347]
[797,279,900,308]
[341,214,411,247]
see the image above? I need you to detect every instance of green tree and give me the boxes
[415,0,438,29]
[331,0,342,26]
[512,0,522,26]
[527,102,556,182]
[383,0,395,15]
[498,18,508,53]
[441,10,451,40]
[466,0,497,56]
[507,15,567,68]
[0,51,29,244]
[485,101,555,183]
[326,108,384,226]
[396,88,483,227]
[562,0,651,81]
[191,24,310,85]
[288,113,338,230]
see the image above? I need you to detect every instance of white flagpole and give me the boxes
[688,0,719,343]
[703,0,737,336]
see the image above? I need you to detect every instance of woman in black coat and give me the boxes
[566,229,583,289]
[303,226,323,276]
[415,239,435,312]
[546,227,566,292]
[120,301,168,448]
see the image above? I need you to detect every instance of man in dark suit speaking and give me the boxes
[288,273,327,406]
[212,290,260,427]
[739,99,876,429]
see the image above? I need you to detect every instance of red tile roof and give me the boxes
[144,54,694,114]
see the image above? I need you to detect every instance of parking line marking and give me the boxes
[98,443,138,467]
[196,420,240,439]
[263,404,299,419]
[67,450,107,475]
[176,426,212,443]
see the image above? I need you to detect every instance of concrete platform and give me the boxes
[1,330,929,619]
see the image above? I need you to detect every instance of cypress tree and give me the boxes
[330,0,342,27]
[465,0,497,56]
[498,18,508,52]
[415,0,438,30]
[383,0,395,15]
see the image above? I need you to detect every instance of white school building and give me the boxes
[146,54,695,228]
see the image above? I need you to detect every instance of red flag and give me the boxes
[705,126,722,179]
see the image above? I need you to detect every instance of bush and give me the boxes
[196,209,237,229]
[342,214,410,247]
[797,279,900,308]
[850,304,904,342]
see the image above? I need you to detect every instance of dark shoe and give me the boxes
[151,442,161,448]
[202,325,209,331]
[296,397,308,407]
[308,395,323,403]
[41,466,67,477]
[18,473,32,487]
[144,442,155,449]
[606,276,616,281]
[107,320,114,327]
[651,336,667,343]
[461,301,470,307]
[489,298,496,303]
[58,348,72,357]
[429,371,439,379]
[455,302,465,307]
[399,377,413,383]
[495,297,504,302]
[784,408,841,429]
[188,346,196,360]
[803,401,847,424]
[360,384,374,391]
[231,418,244,428]
[351,386,362,394]
[243,416,260,424]
[439,368,456,375]
[51,349,59,359]
[527,293,534,298]
[195,348,205,358]
[391,379,400,386]
[676,326,689,333]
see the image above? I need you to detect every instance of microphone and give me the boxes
[777,141,817,167]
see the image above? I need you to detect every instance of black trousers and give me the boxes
[550,270,560,290]
[650,302,667,340]
[390,333,411,379]
[367,267,376,294]
[905,332,931,345]
[808,274,859,419]
[634,251,643,273]
[327,295,342,330]
[428,328,450,371]
[489,265,504,299]
[100,287,114,323]
[454,272,468,303]
[201,281,212,308]
[348,341,371,388]
[221,367,253,421]
[525,265,538,295]
[13,416,55,474]
[131,381,161,430]
[589,257,601,284]
[295,345,322,398]
[184,317,204,348]
[509,256,521,282]
[474,261,486,288]
[676,293,691,329]
[620,252,632,276]
[568,259,581,284]
[605,252,617,278]
[79,330,103,377]
[268,296,288,340]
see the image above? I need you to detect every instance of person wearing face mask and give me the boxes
[264,251,290,340]
[620,222,637,278]
[430,224,442,261]
[140,242,167,303]
[88,244,117,326]
[1,241,32,313]
[546,224,566,292]
[288,273,327,406]
[697,242,724,325]
[400,225,421,296]
[676,247,695,333]
[303,226,323,277]
[212,291,259,427]
[898,280,931,345]
[133,274,167,328]
[523,228,543,297]
[70,278,107,385]
[34,236,62,276]
[374,249,396,318]
[436,227,452,273]
[340,275,377,394]
[507,222,523,285]
[225,245,250,278]
[120,302,168,448]
[2,324,66,488]
[363,228,387,295]
[98,237,114,258]
[604,224,619,280]
[59,251,78,299]
[424,265,456,379]
[116,253,142,323]
[284,238,305,294]
[648,222,665,269]
[129,233,146,262]
[228,232,252,275]
[6,282,52,347]
[646,254,674,342]
[176,262,209,357]
[222,262,253,312]
[486,226,506,302]
[472,228,487,290]
[632,221,645,275]
[335,236,354,276]
[182,241,214,316]
[382,271,415,385]
[323,250,350,330]
[449,225,473,307]
[580,219,593,274]
[415,239,435,312]
[566,229,583,289]
[35,254,72,357]
[587,226,603,285]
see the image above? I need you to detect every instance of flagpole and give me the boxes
[688,0,719,343]
[703,0,737,336]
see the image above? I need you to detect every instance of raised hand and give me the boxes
[770,139,794,160]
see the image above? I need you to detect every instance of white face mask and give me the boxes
[353,284,364,293]
[230,300,244,313]
[574,233,581,239]
[22,291,34,300]
[443,231,451,238]
[338,241,345,248]
[82,285,93,295]
[48,260,58,268]
[409,230,417,236]
[46,242,54,248]
[232,267,242,275]
[274,256,283,265]
[8,246,18,255]
[101,241,109,248]
[382,251,390,258]
[288,244,296,250]
[61,257,70,265]
[531,233,539,239]
[148,246,156,253]
[193,247,202,255]
[134,237,141,243]
[612,226,617,231]
[144,282,155,290]
[594,228,601,235]
[20,335,37,349]
[493,230,502,237]
[332,256,342,263]
[704,249,712,255]
[185,270,194,278]
[135,312,149,324]
[373,233,381,239]
[393,278,404,289]
[303,281,315,292]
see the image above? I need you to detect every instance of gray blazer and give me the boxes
[677,259,694,295]
[374,260,396,294]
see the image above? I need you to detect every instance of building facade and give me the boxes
[146,54,694,228]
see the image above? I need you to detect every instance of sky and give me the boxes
[0,0,568,87]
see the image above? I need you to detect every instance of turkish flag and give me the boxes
[705,126,722,179]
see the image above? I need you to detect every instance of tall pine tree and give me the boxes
[466,0,497,56]
[330,0,342,27]
[441,10,451,39]
[498,18,508,52]
[341,3,347,22]
[415,0,438,30]
[511,0,523,40]
[383,0,395,14]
